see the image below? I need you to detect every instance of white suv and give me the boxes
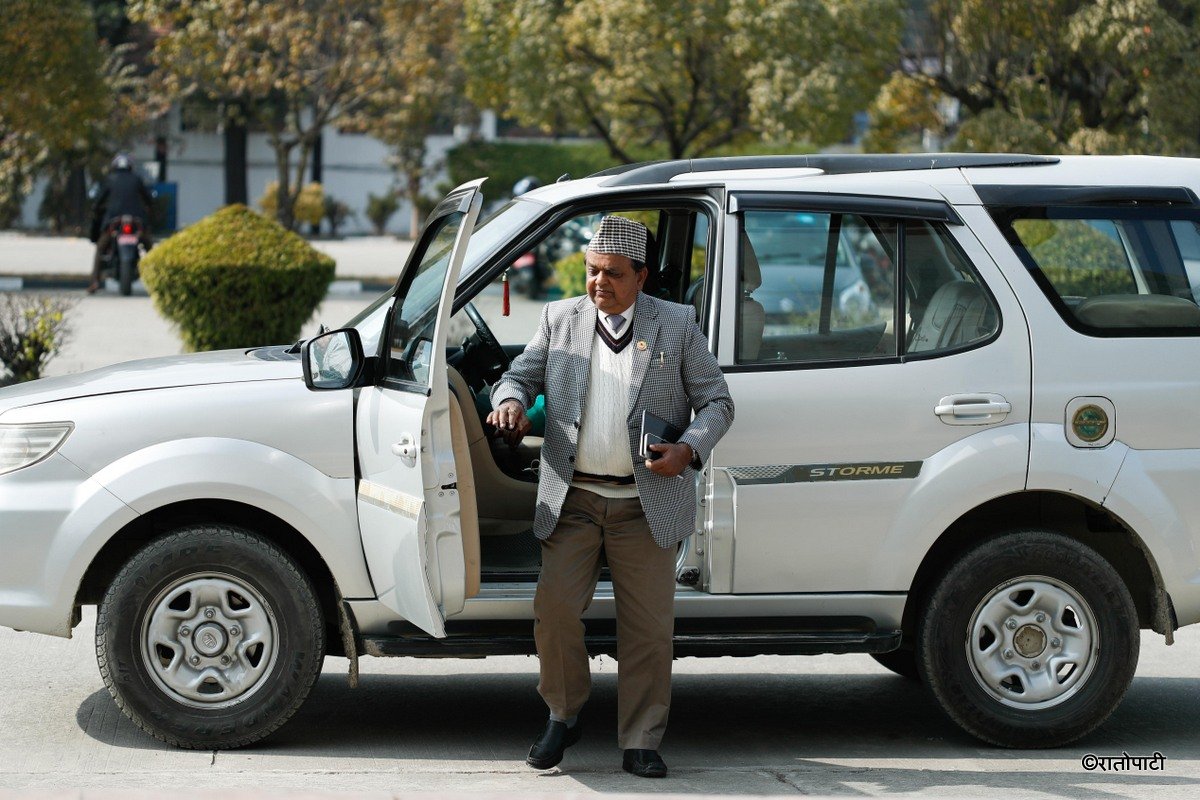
[2,154,1198,750]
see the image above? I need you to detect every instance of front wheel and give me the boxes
[918,530,1138,748]
[96,525,325,749]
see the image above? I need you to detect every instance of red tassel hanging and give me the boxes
[502,270,511,316]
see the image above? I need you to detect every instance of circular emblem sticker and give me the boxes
[1072,404,1109,443]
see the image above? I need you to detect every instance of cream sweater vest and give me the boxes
[571,307,639,499]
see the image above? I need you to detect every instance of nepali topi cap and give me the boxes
[587,215,649,264]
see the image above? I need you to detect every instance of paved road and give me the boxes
[0,613,1197,797]
[39,285,541,380]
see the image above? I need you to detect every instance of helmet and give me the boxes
[512,175,541,196]
[111,153,132,171]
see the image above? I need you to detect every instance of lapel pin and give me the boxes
[636,340,648,351]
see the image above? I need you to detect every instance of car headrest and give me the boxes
[1074,294,1200,329]
[740,231,762,292]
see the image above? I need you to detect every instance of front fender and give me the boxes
[0,454,137,637]
[91,437,372,598]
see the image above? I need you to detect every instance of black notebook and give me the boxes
[639,410,684,460]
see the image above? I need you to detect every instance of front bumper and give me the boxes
[0,453,137,637]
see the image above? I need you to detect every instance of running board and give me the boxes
[362,629,901,659]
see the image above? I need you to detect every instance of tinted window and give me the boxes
[736,211,996,365]
[904,221,999,355]
[996,207,1200,334]
[386,211,464,386]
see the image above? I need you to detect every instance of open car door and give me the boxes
[354,181,484,637]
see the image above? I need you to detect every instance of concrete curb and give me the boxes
[0,276,394,294]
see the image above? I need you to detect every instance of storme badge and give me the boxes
[728,462,923,486]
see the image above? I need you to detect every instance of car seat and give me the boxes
[739,231,766,361]
[907,280,995,353]
[447,367,540,535]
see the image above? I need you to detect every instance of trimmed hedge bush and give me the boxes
[447,141,620,197]
[140,204,335,352]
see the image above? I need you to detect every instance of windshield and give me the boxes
[344,196,546,353]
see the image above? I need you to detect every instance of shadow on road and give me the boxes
[75,668,1200,795]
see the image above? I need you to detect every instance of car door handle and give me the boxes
[935,394,1012,425]
[391,433,417,458]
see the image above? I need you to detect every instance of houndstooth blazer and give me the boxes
[492,292,734,548]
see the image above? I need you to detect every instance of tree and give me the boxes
[869,0,1200,154]
[464,0,903,162]
[350,0,466,235]
[0,0,109,226]
[132,0,400,230]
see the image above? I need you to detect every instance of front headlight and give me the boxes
[0,423,74,476]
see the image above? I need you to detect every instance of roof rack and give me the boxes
[592,153,1060,187]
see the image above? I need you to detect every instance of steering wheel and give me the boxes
[464,301,511,377]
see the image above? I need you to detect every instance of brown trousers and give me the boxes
[534,486,678,750]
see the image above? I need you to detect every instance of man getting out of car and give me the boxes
[487,215,735,778]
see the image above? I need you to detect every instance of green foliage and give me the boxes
[365,191,400,235]
[139,205,335,351]
[873,0,1200,155]
[552,252,587,299]
[447,141,621,197]
[0,1,108,152]
[1039,267,1139,297]
[1014,218,1138,296]
[322,195,353,237]
[465,0,901,161]
[259,182,324,227]
[132,0,408,229]
[0,294,76,384]
[0,0,111,225]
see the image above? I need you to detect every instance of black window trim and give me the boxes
[455,188,725,345]
[379,204,470,393]
[988,203,1200,339]
[730,191,963,225]
[975,184,1198,208]
[727,207,1003,372]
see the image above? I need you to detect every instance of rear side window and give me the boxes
[994,206,1200,335]
[736,210,998,366]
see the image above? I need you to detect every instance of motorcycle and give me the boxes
[98,215,147,296]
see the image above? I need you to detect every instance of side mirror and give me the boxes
[302,328,365,390]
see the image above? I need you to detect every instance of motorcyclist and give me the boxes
[88,153,154,294]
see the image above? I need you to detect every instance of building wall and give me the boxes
[19,108,496,237]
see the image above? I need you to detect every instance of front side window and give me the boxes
[386,211,465,386]
[736,209,996,365]
[994,206,1200,335]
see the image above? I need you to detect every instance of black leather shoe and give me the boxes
[526,719,582,769]
[622,748,668,778]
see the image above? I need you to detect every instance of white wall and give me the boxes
[19,108,496,237]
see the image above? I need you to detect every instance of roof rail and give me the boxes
[592,153,1060,187]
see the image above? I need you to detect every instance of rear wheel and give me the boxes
[918,530,1138,748]
[118,253,134,295]
[96,525,325,749]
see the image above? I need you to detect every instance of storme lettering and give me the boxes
[810,465,908,478]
